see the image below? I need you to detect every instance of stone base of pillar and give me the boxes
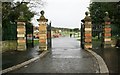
[103,45,111,48]
[103,42,111,48]
[84,44,92,49]
[17,46,26,51]
[39,47,47,51]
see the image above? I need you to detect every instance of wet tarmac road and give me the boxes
[10,37,99,73]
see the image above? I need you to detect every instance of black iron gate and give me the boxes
[92,24,103,48]
[47,22,52,50]
[26,22,34,48]
[80,20,85,49]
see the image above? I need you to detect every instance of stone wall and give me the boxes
[1,41,17,53]
[111,38,117,47]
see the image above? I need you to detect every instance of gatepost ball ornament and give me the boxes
[85,11,89,16]
[40,10,44,16]
[18,11,25,21]
[84,11,91,22]
[105,12,109,16]
[104,12,110,22]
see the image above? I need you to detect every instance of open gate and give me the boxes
[81,20,85,49]
[26,22,34,48]
[47,22,52,50]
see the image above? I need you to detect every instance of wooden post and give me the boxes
[37,10,48,51]
[84,12,92,49]
[17,12,26,51]
[103,12,111,48]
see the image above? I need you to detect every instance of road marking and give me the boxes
[52,55,82,58]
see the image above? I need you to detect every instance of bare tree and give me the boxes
[20,0,46,15]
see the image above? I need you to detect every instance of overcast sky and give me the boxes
[30,0,90,29]
[14,0,90,28]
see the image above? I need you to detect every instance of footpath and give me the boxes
[93,47,120,73]
[2,45,41,70]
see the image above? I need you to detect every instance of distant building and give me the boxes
[33,26,39,38]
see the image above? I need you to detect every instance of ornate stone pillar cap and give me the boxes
[17,12,26,22]
[37,10,48,22]
[103,12,110,22]
[84,11,92,22]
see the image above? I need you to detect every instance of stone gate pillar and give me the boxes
[103,12,111,48]
[84,12,92,49]
[17,12,26,51]
[37,10,48,51]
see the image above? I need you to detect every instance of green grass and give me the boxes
[27,39,39,45]
[27,40,33,43]
[34,39,39,45]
